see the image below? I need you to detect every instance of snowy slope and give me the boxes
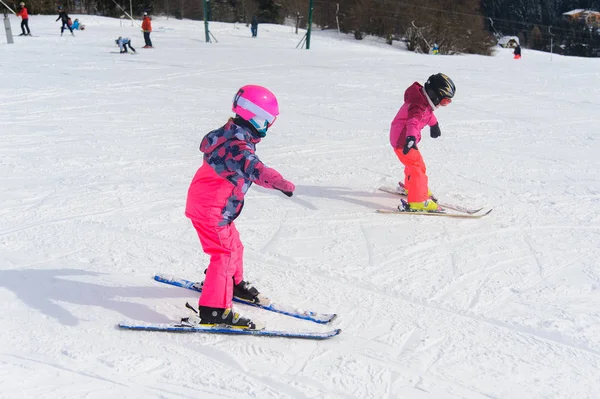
[1,14,600,399]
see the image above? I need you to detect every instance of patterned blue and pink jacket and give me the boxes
[185,118,289,226]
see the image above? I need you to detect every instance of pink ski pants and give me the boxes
[191,219,244,309]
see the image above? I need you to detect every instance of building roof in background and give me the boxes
[498,36,520,46]
[562,9,586,16]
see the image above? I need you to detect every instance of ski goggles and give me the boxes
[249,116,277,137]
[233,95,277,128]
[440,97,452,106]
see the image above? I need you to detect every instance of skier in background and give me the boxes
[56,6,74,36]
[115,36,136,53]
[389,73,455,212]
[184,85,295,330]
[141,12,153,48]
[514,44,522,59]
[250,15,258,37]
[16,2,31,36]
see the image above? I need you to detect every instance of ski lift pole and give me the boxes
[109,0,141,27]
[3,10,13,44]
[335,3,340,35]
[203,0,210,43]
[0,0,15,15]
[488,17,499,36]
[548,27,554,62]
[305,0,313,49]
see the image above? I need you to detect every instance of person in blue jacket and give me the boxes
[115,37,136,53]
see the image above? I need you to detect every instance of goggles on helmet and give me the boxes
[233,94,277,136]
[249,116,276,137]
[439,97,452,106]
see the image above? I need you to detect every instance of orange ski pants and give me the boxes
[394,148,429,203]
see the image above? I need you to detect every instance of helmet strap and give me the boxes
[423,87,439,110]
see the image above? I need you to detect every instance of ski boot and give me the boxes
[399,199,441,212]
[180,302,263,330]
[234,280,272,306]
[397,182,438,202]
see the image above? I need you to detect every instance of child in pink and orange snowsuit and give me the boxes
[389,73,455,211]
[184,85,295,330]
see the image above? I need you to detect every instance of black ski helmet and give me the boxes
[424,73,456,106]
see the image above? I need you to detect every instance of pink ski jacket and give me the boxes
[389,82,438,149]
[185,119,288,226]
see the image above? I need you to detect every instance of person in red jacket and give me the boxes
[16,2,31,36]
[141,12,153,48]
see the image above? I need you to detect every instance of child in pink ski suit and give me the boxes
[185,85,295,329]
[389,73,455,211]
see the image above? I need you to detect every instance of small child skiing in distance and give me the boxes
[389,73,455,212]
[184,85,295,330]
[115,37,136,53]
[514,44,522,59]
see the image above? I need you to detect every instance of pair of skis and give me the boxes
[377,185,492,218]
[118,275,341,340]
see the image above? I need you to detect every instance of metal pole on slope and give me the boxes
[110,0,141,27]
[548,27,554,62]
[305,0,313,49]
[0,0,16,15]
[3,11,14,44]
[130,0,133,27]
[203,0,210,43]
[335,3,340,36]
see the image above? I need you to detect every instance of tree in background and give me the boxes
[481,0,600,56]
[528,25,543,49]
[15,0,599,57]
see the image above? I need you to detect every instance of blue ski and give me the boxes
[118,322,341,340]
[154,274,337,324]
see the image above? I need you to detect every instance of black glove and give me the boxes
[430,123,441,138]
[403,136,417,155]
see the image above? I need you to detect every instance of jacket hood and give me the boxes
[404,82,433,110]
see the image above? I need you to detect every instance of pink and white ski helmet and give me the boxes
[232,85,279,136]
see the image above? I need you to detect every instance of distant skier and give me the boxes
[141,12,153,48]
[514,44,522,59]
[389,73,455,212]
[56,6,74,36]
[16,2,31,36]
[184,85,295,329]
[250,15,258,37]
[115,36,136,53]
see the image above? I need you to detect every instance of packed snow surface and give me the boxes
[1,14,599,399]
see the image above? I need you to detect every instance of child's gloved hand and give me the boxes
[273,178,295,197]
[403,136,417,155]
[430,123,441,138]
